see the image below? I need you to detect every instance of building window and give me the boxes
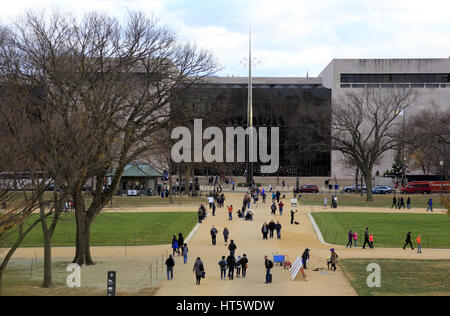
[340,73,450,84]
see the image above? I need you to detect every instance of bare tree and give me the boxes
[404,106,450,178]
[1,10,218,266]
[330,88,415,201]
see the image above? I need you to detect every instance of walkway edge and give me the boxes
[185,223,200,243]
[307,213,328,245]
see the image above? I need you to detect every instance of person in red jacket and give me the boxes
[278,201,284,216]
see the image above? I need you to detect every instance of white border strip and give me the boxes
[307,213,328,245]
[185,223,200,243]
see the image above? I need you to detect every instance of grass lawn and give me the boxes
[311,212,450,248]
[340,258,450,296]
[0,212,198,247]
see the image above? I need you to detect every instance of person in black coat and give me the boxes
[177,233,184,255]
[228,240,237,255]
[392,196,397,209]
[210,226,218,246]
[362,227,371,249]
[165,255,175,280]
[226,254,236,280]
[264,255,273,284]
[302,248,310,269]
[403,231,414,250]
[275,221,282,239]
[240,254,249,278]
[268,220,276,238]
[291,210,298,224]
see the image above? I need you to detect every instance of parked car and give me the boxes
[343,184,367,193]
[372,185,393,194]
[295,184,319,194]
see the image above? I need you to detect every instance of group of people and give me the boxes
[270,201,284,216]
[391,196,411,209]
[324,196,338,209]
[261,220,282,239]
[218,254,249,280]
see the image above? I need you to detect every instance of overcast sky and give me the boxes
[1,0,450,77]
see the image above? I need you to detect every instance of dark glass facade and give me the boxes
[171,82,332,177]
[341,73,450,84]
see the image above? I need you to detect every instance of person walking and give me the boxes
[165,254,175,280]
[416,234,422,254]
[240,254,248,278]
[302,248,310,269]
[399,197,405,209]
[392,196,397,209]
[208,196,214,209]
[228,240,237,256]
[353,231,358,248]
[212,202,216,216]
[177,233,184,255]
[270,202,277,216]
[218,256,227,280]
[426,198,433,212]
[235,255,242,278]
[290,210,298,224]
[369,233,374,248]
[329,248,338,271]
[324,197,327,209]
[275,221,282,239]
[171,235,179,256]
[407,197,411,210]
[210,226,218,246]
[403,231,414,250]
[261,222,269,240]
[346,230,353,248]
[197,207,203,224]
[193,257,205,285]
[226,254,236,280]
[223,227,230,244]
[362,227,370,249]
[264,255,273,284]
[227,205,233,221]
[276,190,281,203]
[278,201,284,216]
[182,243,189,264]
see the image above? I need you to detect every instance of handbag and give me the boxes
[201,271,206,278]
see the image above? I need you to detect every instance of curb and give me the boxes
[307,213,329,245]
[185,223,200,243]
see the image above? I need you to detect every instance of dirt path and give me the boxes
[3,193,449,296]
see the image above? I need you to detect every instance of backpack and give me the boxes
[268,260,273,268]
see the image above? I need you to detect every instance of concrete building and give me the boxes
[319,58,450,178]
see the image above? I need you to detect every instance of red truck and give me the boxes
[401,181,450,194]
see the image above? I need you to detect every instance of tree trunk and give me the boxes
[186,164,192,197]
[0,218,41,296]
[72,213,95,266]
[168,159,174,204]
[355,167,359,195]
[42,230,52,287]
[360,173,364,197]
[364,171,374,202]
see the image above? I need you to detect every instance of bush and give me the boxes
[237,183,262,188]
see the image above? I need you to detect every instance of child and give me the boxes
[353,231,358,248]
[329,248,338,271]
[369,233,374,248]
[416,234,422,254]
